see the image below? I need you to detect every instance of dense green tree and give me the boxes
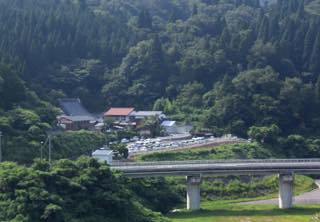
[0,157,168,222]
[128,178,182,214]
[248,124,281,144]
[175,82,205,108]
[138,9,153,29]
[0,65,26,110]
[281,135,309,157]
[310,32,320,73]
[110,143,129,159]
[137,116,162,138]
[0,0,320,161]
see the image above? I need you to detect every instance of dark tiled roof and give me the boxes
[58,115,95,122]
[58,98,92,116]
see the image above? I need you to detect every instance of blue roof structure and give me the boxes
[161,121,176,127]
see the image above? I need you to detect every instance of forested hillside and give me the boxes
[1,0,320,161]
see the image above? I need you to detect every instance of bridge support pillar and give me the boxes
[186,175,201,211]
[279,173,294,209]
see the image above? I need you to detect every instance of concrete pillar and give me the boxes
[186,175,201,211]
[279,173,294,209]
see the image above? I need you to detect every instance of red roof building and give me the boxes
[104,107,135,117]
[104,107,135,127]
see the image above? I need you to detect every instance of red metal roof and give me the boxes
[104,107,135,116]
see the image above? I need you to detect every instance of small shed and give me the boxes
[161,121,177,135]
[161,121,193,135]
[92,146,113,164]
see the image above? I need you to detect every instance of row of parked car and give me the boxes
[126,135,241,154]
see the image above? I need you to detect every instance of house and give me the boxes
[104,107,136,129]
[57,115,96,131]
[57,98,96,131]
[104,107,135,122]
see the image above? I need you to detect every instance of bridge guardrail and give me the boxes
[111,159,320,167]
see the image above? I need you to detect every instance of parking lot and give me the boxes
[126,135,243,155]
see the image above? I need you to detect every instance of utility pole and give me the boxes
[48,135,52,163]
[0,131,2,162]
[40,141,44,161]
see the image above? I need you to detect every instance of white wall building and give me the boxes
[92,146,113,164]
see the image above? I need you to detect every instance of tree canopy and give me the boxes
[1,0,320,160]
[0,157,167,222]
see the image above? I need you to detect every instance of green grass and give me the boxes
[201,174,316,201]
[169,200,320,222]
[168,174,317,221]
[137,142,279,162]
[137,143,318,221]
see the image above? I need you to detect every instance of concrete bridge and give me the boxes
[111,159,320,211]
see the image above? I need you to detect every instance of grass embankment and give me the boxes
[136,143,319,221]
[169,201,320,222]
[137,143,315,201]
[200,174,315,201]
[136,142,279,162]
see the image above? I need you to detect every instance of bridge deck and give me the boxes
[111,159,320,177]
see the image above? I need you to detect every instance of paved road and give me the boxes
[241,180,320,205]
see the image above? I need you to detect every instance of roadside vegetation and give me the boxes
[164,174,315,204]
[137,143,317,205]
[137,142,279,161]
[169,201,320,222]
[136,143,318,221]
[200,174,315,201]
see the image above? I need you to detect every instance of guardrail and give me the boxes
[111,159,320,167]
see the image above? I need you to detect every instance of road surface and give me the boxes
[241,180,320,205]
